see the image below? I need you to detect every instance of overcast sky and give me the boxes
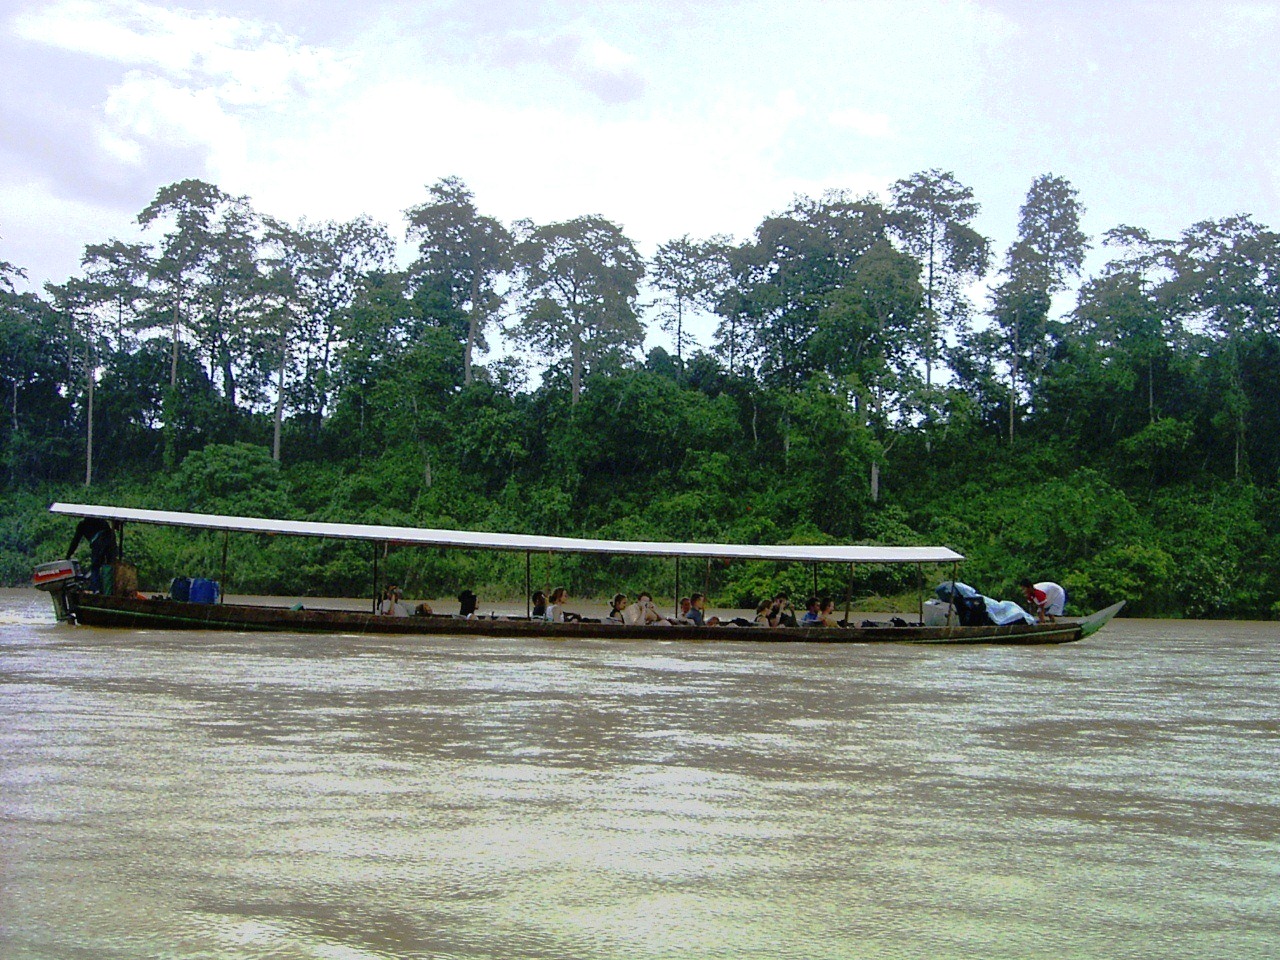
[3,0,1279,347]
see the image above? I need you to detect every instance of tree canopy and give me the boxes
[3,172,1280,619]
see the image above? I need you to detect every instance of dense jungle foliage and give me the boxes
[3,172,1279,618]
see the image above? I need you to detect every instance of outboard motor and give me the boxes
[32,560,82,622]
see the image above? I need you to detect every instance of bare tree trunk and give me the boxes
[570,337,582,405]
[84,356,94,487]
[273,327,287,462]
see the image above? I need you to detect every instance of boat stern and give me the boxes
[32,559,82,622]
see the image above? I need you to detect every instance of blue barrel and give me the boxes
[170,577,191,602]
[189,578,220,604]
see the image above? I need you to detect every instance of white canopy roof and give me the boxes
[50,503,965,565]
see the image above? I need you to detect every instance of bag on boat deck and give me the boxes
[108,561,138,597]
[953,594,993,627]
[170,577,191,602]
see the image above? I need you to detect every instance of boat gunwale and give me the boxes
[68,593,1087,645]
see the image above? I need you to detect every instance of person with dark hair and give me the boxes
[608,593,628,622]
[531,590,547,619]
[754,600,776,626]
[771,591,798,628]
[800,596,822,625]
[67,517,118,593]
[1021,580,1066,622]
[546,587,579,623]
[818,597,841,628]
[458,589,478,619]
[686,593,719,626]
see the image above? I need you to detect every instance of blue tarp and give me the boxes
[935,581,1034,626]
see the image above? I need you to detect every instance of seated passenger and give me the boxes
[754,599,777,626]
[800,595,822,625]
[818,597,841,628]
[546,587,580,623]
[379,585,409,617]
[458,589,478,619]
[673,596,693,624]
[608,593,628,622]
[631,591,670,625]
[686,593,720,626]
[531,590,547,619]
[771,592,799,628]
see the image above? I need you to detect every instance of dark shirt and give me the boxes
[68,518,116,565]
[687,606,706,626]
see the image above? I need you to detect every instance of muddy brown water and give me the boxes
[2,589,1276,959]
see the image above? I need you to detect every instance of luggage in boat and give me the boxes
[189,578,220,604]
[105,561,138,597]
[170,577,191,602]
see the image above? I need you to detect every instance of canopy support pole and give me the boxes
[845,563,854,626]
[221,531,229,602]
[813,563,818,598]
[372,543,379,613]
[525,552,531,618]
[945,560,957,626]
[916,561,923,625]
[674,556,681,618]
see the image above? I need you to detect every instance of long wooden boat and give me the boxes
[37,503,1125,645]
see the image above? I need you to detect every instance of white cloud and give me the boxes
[828,107,893,140]
[13,0,353,106]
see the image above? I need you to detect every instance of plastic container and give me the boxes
[189,578,220,604]
[170,577,191,602]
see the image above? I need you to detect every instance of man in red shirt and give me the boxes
[1021,580,1066,622]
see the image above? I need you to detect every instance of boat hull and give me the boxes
[66,593,1098,645]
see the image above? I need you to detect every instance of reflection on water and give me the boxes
[2,589,1277,959]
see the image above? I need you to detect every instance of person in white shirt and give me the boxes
[1021,580,1066,621]
[379,585,409,617]
[545,587,579,623]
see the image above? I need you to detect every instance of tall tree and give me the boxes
[138,180,263,464]
[405,177,512,386]
[889,170,991,388]
[652,234,723,371]
[261,216,394,460]
[1159,215,1280,478]
[991,173,1088,438]
[512,216,645,404]
[727,191,888,388]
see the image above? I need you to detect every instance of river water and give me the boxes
[1,588,1276,959]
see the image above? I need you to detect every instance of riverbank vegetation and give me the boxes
[3,172,1278,617]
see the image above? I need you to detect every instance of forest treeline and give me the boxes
[2,170,1278,617]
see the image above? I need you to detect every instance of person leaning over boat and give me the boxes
[1020,580,1066,622]
[67,516,119,593]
